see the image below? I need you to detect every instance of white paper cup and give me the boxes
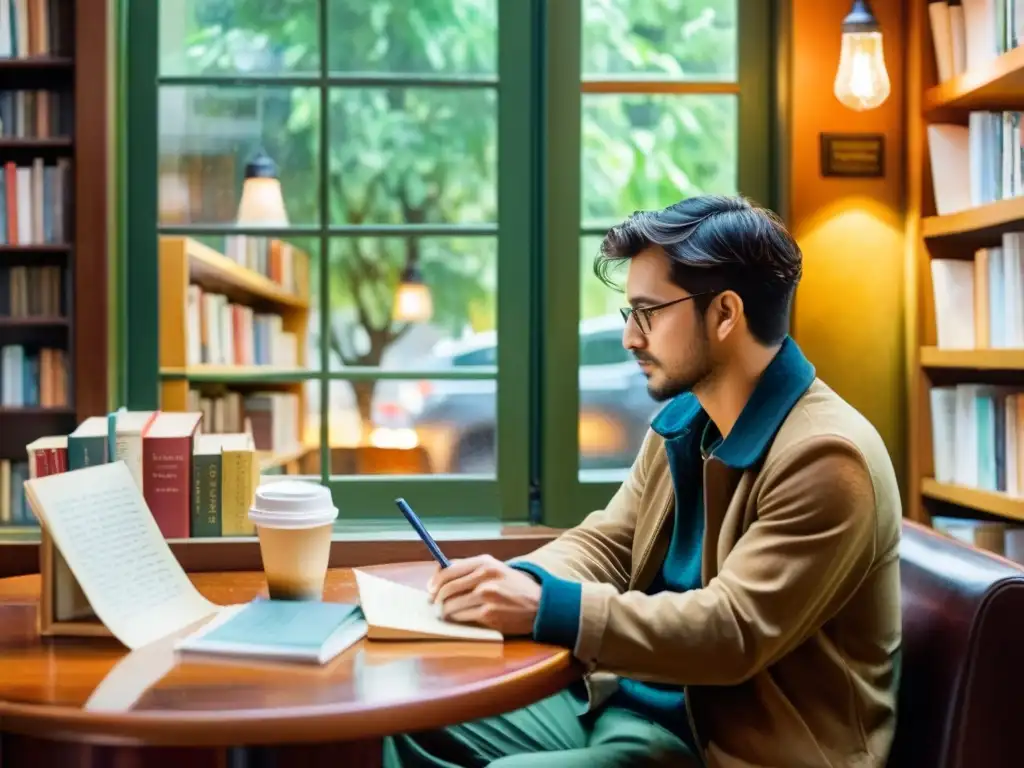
[249,481,338,600]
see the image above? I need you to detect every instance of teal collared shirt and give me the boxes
[515,337,816,735]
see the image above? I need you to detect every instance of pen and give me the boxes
[395,497,451,569]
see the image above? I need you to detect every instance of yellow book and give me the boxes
[221,434,258,536]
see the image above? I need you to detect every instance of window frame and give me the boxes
[124,0,779,529]
[539,0,780,529]
[125,0,542,523]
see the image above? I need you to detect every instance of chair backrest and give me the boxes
[890,520,1024,768]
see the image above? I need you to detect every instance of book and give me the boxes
[353,569,503,642]
[175,599,367,665]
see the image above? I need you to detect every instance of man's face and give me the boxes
[623,247,711,401]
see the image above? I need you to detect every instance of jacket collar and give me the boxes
[650,336,816,469]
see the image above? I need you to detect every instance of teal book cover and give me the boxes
[176,600,367,664]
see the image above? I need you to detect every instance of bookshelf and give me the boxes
[157,236,315,475]
[0,0,112,530]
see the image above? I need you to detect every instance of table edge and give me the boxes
[0,648,582,747]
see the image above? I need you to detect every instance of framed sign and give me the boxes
[820,133,885,178]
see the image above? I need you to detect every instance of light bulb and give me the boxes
[834,30,891,111]
[236,149,289,226]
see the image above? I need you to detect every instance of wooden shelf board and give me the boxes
[0,406,74,415]
[0,137,73,149]
[922,197,1024,247]
[0,57,74,70]
[922,478,1024,522]
[0,316,68,327]
[920,347,1024,370]
[0,244,71,254]
[925,46,1024,112]
[160,365,310,383]
[182,238,309,310]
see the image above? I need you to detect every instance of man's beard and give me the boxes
[637,345,712,402]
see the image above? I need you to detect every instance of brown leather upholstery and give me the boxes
[889,519,1024,768]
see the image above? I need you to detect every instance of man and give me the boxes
[384,195,902,767]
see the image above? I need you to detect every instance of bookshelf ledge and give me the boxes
[920,347,1024,371]
[160,365,311,383]
[921,478,1024,523]
[924,44,1024,112]
[922,197,1024,246]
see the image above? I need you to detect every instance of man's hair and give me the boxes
[595,195,802,345]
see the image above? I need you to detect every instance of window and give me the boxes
[125,1,775,528]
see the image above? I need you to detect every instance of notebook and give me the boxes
[354,569,503,642]
[175,599,368,664]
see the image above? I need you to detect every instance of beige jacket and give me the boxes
[515,378,902,767]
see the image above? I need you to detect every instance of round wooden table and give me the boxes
[0,562,580,768]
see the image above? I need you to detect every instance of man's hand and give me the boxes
[427,555,542,637]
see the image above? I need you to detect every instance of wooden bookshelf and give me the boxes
[0,0,112,528]
[157,236,315,475]
[906,5,1024,526]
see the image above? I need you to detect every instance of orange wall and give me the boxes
[788,0,907,491]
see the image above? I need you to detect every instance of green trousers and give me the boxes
[382,689,700,767]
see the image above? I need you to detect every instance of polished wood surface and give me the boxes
[0,563,580,748]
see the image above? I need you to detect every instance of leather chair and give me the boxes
[889,519,1024,767]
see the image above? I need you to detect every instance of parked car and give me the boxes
[376,315,663,474]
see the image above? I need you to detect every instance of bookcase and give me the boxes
[157,236,315,475]
[906,0,1024,558]
[0,0,111,530]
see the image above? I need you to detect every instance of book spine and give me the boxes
[142,435,192,539]
[67,435,107,470]
[191,452,222,537]
[221,450,256,536]
[114,432,145,492]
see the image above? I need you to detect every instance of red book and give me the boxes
[142,412,203,539]
[25,436,68,479]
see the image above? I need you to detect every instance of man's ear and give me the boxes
[712,290,744,342]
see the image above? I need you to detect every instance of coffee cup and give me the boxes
[249,480,338,601]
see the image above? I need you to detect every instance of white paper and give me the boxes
[24,461,220,649]
[354,569,503,642]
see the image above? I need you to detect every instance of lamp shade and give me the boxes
[392,264,433,324]
[236,149,289,226]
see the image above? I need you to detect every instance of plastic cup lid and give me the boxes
[248,480,338,529]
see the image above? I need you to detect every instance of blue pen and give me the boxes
[395,497,451,569]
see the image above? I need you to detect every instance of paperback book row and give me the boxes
[930,384,1024,495]
[186,388,302,455]
[931,515,1024,566]
[0,344,67,408]
[185,284,298,368]
[25,410,263,539]
[0,458,32,526]
[0,0,68,58]
[928,113,1024,216]
[931,235,1024,348]
[0,264,63,318]
[222,236,310,300]
[0,158,72,246]
[928,0,1024,84]
[0,89,73,139]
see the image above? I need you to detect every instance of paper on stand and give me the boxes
[354,569,503,642]
[24,461,221,650]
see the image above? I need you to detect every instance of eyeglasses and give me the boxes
[619,293,715,334]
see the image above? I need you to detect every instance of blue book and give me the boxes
[175,600,367,665]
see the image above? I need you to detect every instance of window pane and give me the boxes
[579,236,663,477]
[329,88,497,225]
[312,376,497,476]
[323,237,497,373]
[159,0,319,76]
[581,94,737,226]
[158,86,320,226]
[327,0,497,74]
[582,0,737,81]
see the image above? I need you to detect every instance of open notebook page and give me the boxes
[354,569,503,642]
[24,461,221,649]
